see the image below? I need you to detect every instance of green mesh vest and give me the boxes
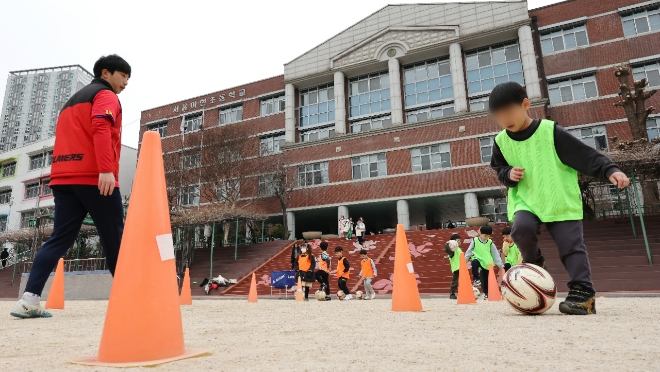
[505,243,520,266]
[495,119,582,223]
[471,237,494,270]
[449,247,462,273]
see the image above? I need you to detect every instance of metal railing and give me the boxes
[20,258,108,274]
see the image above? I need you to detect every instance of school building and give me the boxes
[139,0,660,238]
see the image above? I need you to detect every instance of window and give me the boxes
[300,84,335,127]
[406,104,455,123]
[470,96,490,111]
[178,185,199,205]
[466,42,524,97]
[216,179,240,200]
[260,95,285,116]
[20,210,36,228]
[351,115,392,133]
[180,153,202,169]
[647,117,660,140]
[548,75,598,105]
[352,153,387,180]
[298,162,329,187]
[403,58,453,108]
[219,105,242,125]
[300,126,335,142]
[349,72,391,118]
[568,126,608,150]
[25,183,40,199]
[0,215,7,232]
[622,6,660,36]
[258,175,276,197]
[633,61,660,88]
[260,133,285,155]
[479,137,494,163]
[148,122,168,137]
[42,179,52,196]
[1,162,16,177]
[540,25,589,54]
[29,151,53,170]
[0,189,11,204]
[411,144,451,171]
[183,114,202,132]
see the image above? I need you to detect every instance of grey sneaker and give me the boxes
[10,299,52,319]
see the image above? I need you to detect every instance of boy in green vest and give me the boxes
[465,225,503,300]
[444,233,462,299]
[489,82,629,315]
[501,227,520,272]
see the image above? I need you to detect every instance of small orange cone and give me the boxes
[72,131,206,367]
[45,258,64,309]
[248,273,258,303]
[392,224,423,312]
[180,268,192,305]
[295,276,304,302]
[457,252,476,305]
[487,264,503,301]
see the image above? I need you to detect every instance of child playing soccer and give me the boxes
[315,241,332,298]
[334,246,352,300]
[444,233,462,299]
[465,225,503,300]
[296,244,316,301]
[358,249,377,300]
[489,82,629,315]
[501,227,520,272]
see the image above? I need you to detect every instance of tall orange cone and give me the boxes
[391,224,423,312]
[180,268,192,305]
[457,252,476,305]
[248,273,258,303]
[295,276,304,302]
[72,132,206,367]
[45,258,64,309]
[487,264,503,301]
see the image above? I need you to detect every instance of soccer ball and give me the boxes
[315,290,327,301]
[337,290,346,300]
[355,291,364,300]
[472,286,480,299]
[501,264,557,315]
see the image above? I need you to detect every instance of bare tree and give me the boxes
[261,154,297,238]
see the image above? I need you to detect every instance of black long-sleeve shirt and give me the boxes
[490,119,621,187]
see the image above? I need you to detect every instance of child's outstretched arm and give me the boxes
[465,239,475,261]
[490,241,504,268]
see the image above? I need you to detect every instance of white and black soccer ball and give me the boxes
[472,286,480,299]
[315,290,327,301]
[355,291,364,300]
[501,264,557,315]
[337,290,346,300]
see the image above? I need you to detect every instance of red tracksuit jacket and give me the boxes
[50,78,122,188]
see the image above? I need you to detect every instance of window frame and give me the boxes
[479,136,495,163]
[633,60,660,88]
[403,57,454,110]
[621,6,660,37]
[298,162,329,187]
[299,84,335,128]
[260,95,286,117]
[258,174,276,197]
[0,189,11,204]
[180,153,202,169]
[348,71,391,120]
[28,151,53,171]
[568,125,609,151]
[470,96,490,111]
[300,125,336,142]
[1,161,16,178]
[548,75,599,105]
[540,24,590,55]
[259,133,286,156]
[465,41,524,98]
[405,103,455,124]
[351,153,387,180]
[645,116,660,141]
[351,115,392,134]
[183,114,203,133]
[20,210,36,229]
[411,143,452,172]
[178,185,200,206]
[25,182,40,199]
[147,121,168,137]
[219,105,243,126]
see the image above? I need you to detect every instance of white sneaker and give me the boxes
[345,294,354,300]
[370,293,376,300]
[10,298,52,319]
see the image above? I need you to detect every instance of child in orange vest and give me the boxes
[315,242,332,298]
[296,244,316,301]
[334,246,353,300]
[359,249,377,300]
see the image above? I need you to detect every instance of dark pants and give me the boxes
[25,185,124,296]
[315,270,330,295]
[450,270,459,294]
[357,234,364,245]
[337,277,350,295]
[471,260,480,282]
[511,210,594,292]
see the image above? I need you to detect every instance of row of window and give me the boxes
[0,179,52,205]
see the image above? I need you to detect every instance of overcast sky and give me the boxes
[0,0,559,148]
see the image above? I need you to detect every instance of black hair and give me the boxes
[93,54,131,79]
[502,227,512,235]
[359,249,367,255]
[320,241,328,251]
[488,82,528,112]
[334,246,343,252]
[480,225,493,235]
[450,233,461,240]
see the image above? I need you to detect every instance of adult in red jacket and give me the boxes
[11,55,131,319]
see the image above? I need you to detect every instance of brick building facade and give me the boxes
[139,0,660,238]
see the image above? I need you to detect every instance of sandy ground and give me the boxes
[1,297,659,372]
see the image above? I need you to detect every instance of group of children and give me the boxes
[295,241,377,301]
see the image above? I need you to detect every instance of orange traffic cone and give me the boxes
[45,258,64,309]
[391,224,423,312]
[180,268,192,305]
[457,252,476,305]
[72,131,206,367]
[487,264,503,301]
[295,276,304,302]
[248,273,258,303]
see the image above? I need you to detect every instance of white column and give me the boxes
[518,25,542,99]
[284,83,296,143]
[286,211,295,240]
[333,72,347,135]
[464,192,479,219]
[449,43,468,113]
[388,58,404,125]
[396,200,410,230]
[338,205,348,235]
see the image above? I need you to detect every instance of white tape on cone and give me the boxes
[406,262,414,273]
[156,234,175,261]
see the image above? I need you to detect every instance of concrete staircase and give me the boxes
[0,265,21,299]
